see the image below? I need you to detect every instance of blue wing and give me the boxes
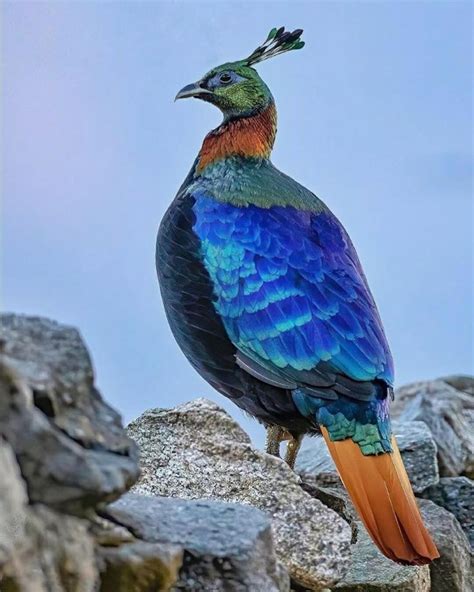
[192,194,394,394]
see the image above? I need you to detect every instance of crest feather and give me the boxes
[245,27,304,66]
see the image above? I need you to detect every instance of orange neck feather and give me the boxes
[196,103,277,173]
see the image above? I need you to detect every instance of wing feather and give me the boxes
[192,193,394,400]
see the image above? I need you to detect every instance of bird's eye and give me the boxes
[219,73,232,84]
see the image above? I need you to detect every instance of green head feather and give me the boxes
[176,27,304,117]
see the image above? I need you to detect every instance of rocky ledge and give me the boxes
[0,313,472,591]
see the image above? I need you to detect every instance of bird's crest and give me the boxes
[244,27,304,66]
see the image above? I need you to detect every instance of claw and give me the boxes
[265,425,303,469]
[284,434,303,469]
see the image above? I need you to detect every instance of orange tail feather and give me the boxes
[321,427,439,565]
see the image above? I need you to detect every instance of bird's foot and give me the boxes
[265,425,303,469]
[284,433,303,469]
[265,425,288,457]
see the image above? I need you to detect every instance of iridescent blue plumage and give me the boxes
[191,192,394,452]
[193,195,393,382]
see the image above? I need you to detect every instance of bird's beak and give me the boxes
[175,82,213,101]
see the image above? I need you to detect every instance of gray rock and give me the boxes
[334,524,430,592]
[128,399,352,591]
[0,314,140,512]
[295,435,337,482]
[391,421,439,493]
[99,538,183,592]
[420,477,474,549]
[441,375,474,395]
[296,421,439,493]
[0,313,184,592]
[0,440,28,567]
[392,378,474,478]
[89,513,136,547]
[418,499,472,592]
[0,440,99,592]
[106,492,289,592]
[21,505,99,592]
[300,476,358,539]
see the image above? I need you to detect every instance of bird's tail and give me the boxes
[321,427,439,565]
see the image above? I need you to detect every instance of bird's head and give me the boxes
[175,27,304,119]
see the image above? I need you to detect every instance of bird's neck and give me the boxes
[196,102,277,174]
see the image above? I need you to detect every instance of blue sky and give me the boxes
[3,1,472,445]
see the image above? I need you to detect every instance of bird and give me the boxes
[156,27,439,565]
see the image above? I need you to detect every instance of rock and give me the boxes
[21,505,99,592]
[300,477,358,540]
[0,439,99,592]
[441,375,474,395]
[0,314,140,512]
[0,439,28,568]
[418,499,472,592]
[296,421,439,494]
[295,435,337,483]
[128,399,352,590]
[391,421,439,493]
[392,378,474,478]
[334,524,431,592]
[0,313,186,592]
[99,539,183,592]
[420,477,474,549]
[106,492,289,592]
[3,312,470,592]
[89,514,136,547]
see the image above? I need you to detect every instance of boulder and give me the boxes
[0,440,28,567]
[420,477,474,549]
[19,505,99,592]
[418,499,472,592]
[391,421,439,493]
[300,477,358,538]
[392,378,474,478]
[295,435,337,483]
[441,375,474,395]
[334,524,430,592]
[0,314,182,592]
[106,493,289,591]
[296,421,439,493]
[0,314,140,512]
[0,438,99,592]
[99,539,183,592]
[128,399,352,591]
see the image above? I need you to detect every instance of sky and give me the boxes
[3,1,473,446]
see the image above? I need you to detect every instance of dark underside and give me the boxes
[156,189,313,434]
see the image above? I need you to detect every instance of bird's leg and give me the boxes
[284,433,304,469]
[265,425,287,457]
